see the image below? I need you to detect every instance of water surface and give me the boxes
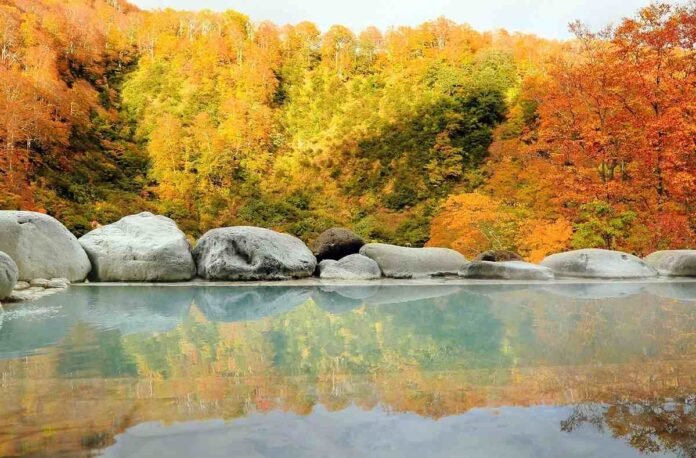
[1,282,695,457]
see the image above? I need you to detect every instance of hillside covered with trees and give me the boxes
[0,0,693,258]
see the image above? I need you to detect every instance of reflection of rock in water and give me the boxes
[0,288,83,359]
[320,285,381,300]
[312,286,382,314]
[364,285,462,305]
[313,284,463,311]
[458,283,549,298]
[542,282,646,300]
[79,286,194,335]
[311,291,358,314]
[646,282,696,302]
[194,287,311,322]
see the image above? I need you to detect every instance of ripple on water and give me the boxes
[1,304,62,321]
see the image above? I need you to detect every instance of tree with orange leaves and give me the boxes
[426,193,518,258]
[534,3,696,251]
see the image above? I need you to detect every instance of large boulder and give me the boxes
[318,254,381,280]
[0,251,18,299]
[460,261,554,280]
[359,243,467,278]
[474,250,524,262]
[644,250,696,277]
[540,249,657,279]
[79,212,196,282]
[193,227,316,281]
[0,211,90,282]
[311,228,365,262]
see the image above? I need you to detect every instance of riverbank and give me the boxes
[2,210,696,306]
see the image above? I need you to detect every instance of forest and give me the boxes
[0,0,693,259]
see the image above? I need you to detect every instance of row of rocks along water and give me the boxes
[1,211,695,305]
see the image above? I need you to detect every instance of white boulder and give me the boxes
[0,211,90,282]
[644,250,696,277]
[540,249,657,279]
[359,243,467,278]
[79,212,195,282]
[318,254,381,280]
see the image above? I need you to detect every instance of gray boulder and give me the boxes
[359,243,467,278]
[540,249,657,279]
[193,227,316,280]
[644,250,696,277]
[0,252,18,299]
[79,212,195,282]
[318,254,381,280]
[460,261,554,280]
[0,211,90,282]
[311,228,365,262]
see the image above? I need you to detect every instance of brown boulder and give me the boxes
[474,250,524,262]
[311,228,365,262]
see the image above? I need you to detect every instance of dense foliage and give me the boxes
[0,0,693,254]
[0,0,150,234]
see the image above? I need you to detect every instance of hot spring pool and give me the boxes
[1,281,696,457]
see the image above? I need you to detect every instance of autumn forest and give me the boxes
[0,0,694,259]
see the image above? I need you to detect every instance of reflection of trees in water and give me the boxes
[56,324,138,378]
[2,286,696,456]
[562,398,696,457]
[561,403,606,433]
[488,287,696,367]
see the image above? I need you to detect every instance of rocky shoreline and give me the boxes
[1,210,696,305]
